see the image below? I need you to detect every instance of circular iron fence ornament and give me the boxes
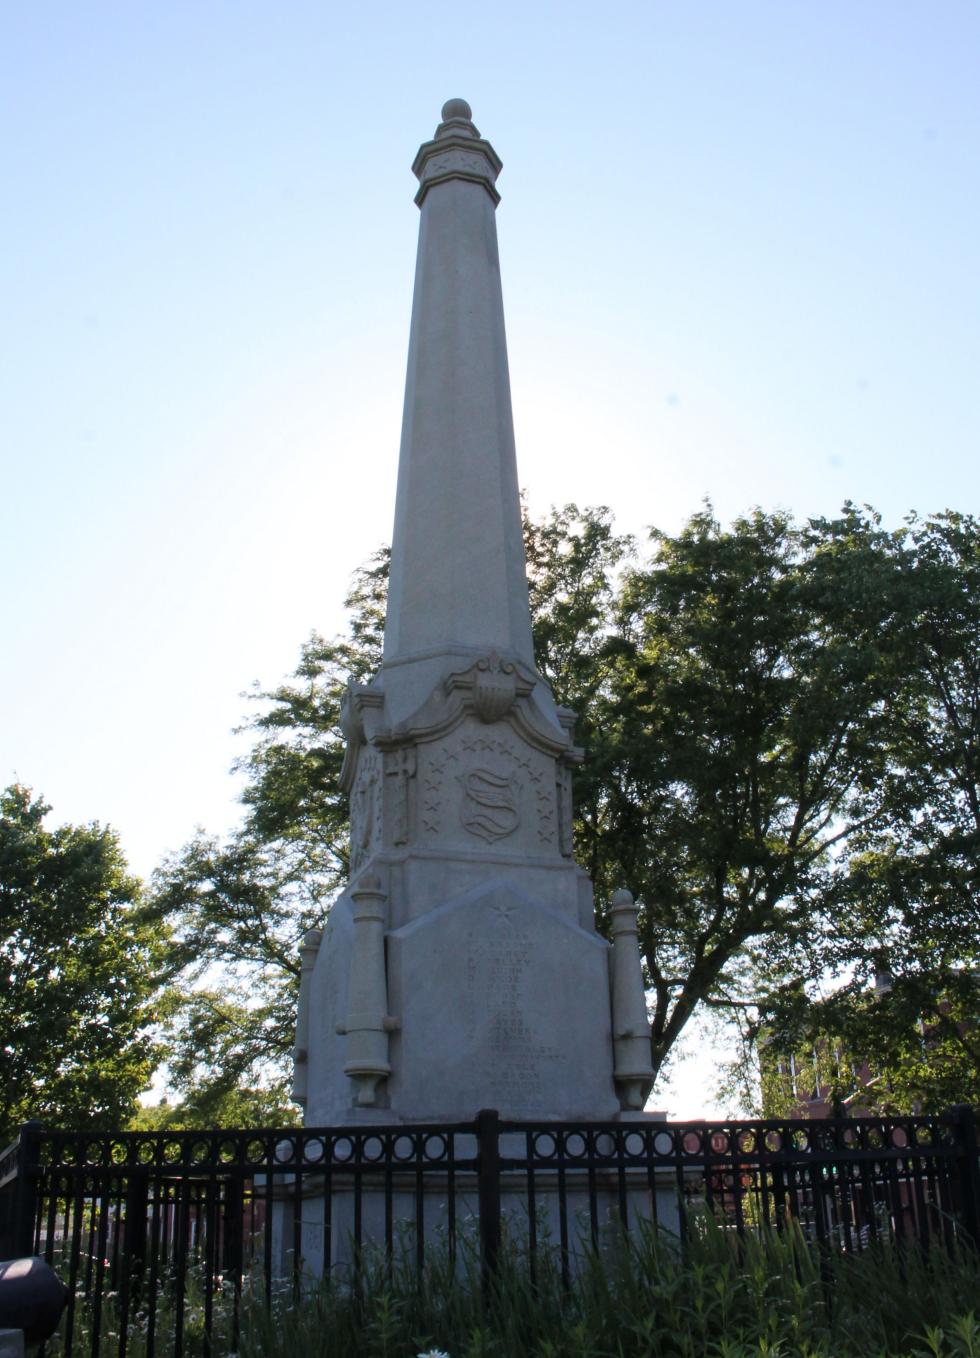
[362,1137,385,1163]
[304,1137,325,1164]
[190,1140,211,1165]
[393,1135,417,1162]
[274,1138,296,1164]
[332,1137,354,1163]
[245,1138,267,1165]
[424,1134,448,1162]
[624,1131,645,1158]
[654,1131,674,1157]
[593,1133,616,1159]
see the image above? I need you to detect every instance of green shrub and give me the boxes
[236,1214,979,1358]
[45,1215,980,1358]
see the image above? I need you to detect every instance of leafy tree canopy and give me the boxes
[147,551,389,1125]
[151,504,980,1121]
[749,509,980,1114]
[0,785,165,1140]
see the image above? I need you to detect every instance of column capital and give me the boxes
[412,98,502,207]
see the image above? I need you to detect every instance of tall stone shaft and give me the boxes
[383,98,534,725]
[296,101,654,1126]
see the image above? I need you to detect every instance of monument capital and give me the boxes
[412,98,503,207]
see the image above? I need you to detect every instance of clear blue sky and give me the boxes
[3,0,979,893]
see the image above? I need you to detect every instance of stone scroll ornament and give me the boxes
[337,874,400,1107]
[458,768,520,842]
[349,749,382,871]
[471,651,518,723]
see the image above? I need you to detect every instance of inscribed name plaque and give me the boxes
[386,879,619,1121]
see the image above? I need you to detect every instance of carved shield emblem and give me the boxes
[458,768,520,843]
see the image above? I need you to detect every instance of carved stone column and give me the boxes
[609,889,655,1111]
[290,928,322,1106]
[338,874,398,1106]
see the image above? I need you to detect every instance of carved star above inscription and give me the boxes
[491,899,517,926]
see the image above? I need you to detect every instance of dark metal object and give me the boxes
[0,1107,976,1358]
[947,1103,980,1244]
[476,1107,500,1299]
[0,1257,69,1345]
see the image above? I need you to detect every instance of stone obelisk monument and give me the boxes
[294,100,653,1125]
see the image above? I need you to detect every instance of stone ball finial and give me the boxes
[441,97,472,122]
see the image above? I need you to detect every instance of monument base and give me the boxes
[269,1168,683,1284]
[267,1112,682,1283]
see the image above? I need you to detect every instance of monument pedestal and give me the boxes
[267,1121,685,1286]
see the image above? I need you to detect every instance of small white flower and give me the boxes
[417,1350,451,1358]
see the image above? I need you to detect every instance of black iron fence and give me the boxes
[1,1106,978,1358]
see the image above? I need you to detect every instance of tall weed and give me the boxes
[236,1213,979,1358]
[44,1215,979,1358]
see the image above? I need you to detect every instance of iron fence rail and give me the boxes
[1,1106,977,1358]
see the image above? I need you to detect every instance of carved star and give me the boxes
[491,900,517,926]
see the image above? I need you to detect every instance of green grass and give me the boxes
[236,1215,980,1358]
[46,1215,980,1358]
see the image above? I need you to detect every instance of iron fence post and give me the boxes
[118,1169,149,1356]
[476,1108,501,1299]
[123,1171,149,1285]
[946,1104,980,1245]
[222,1175,244,1278]
[10,1121,42,1257]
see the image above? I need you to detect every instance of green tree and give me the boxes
[150,513,640,1123]
[596,505,909,1084]
[757,969,980,1119]
[753,510,980,1114]
[0,785,164,1140]
[522,502,635,900]
[147,551,389,1125]
[155,503,980,1117]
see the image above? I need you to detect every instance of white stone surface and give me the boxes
[272,1169,680,1281]
[383,108,535,730]
[300,102,652,1126]
[291,926,321,1105]
[386,878,618,1120]
[610,890,656,1109]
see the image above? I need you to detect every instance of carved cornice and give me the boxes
[340,681,386,792]
[413,132,502,208]
[446,650,527,723]
[369,652,577,760]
